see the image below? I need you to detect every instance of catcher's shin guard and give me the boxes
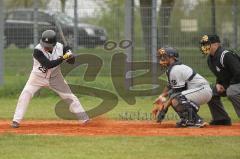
[172,95,202,125]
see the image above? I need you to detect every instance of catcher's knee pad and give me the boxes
[172,94,200,121]
[172,94,199,111]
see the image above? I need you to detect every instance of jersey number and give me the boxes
[171,80,177,86]
[38,66,47,73]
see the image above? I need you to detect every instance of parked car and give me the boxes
[4,9,107,48]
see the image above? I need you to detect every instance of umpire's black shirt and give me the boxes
[207,46,240,89]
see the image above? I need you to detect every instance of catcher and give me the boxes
[152,47,212,128]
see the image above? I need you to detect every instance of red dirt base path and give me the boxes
[0,118,240,136]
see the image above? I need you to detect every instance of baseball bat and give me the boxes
[55,20,68,46]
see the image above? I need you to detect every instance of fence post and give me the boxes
[151,0,157,93]
[33,0,39,46]
[211,0,216,34]
[0,0,4,85]
[232,0,238,49]
[124,0,134,89]
[73,0,78,51]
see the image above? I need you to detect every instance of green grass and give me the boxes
[1,46,238,124]
[3,47,212,76]
[0,135,239,159]
[1,48,239,159]
[1,47,215,97]
[1,47,216,96]
[0,95,239,122]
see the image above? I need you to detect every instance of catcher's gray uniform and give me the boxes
[13,42,89,123]
[168,63,212,106]
[157,47,211,127]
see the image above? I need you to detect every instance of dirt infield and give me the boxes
[0,118,240,136]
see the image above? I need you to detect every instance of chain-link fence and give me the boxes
[1,0,240,88]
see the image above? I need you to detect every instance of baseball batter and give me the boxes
[11,30,89,128]
[153,47,212,128]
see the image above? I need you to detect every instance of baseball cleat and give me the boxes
[176,118,189,128]
[11,121,20,128]
[193,120,208,128]
[188,119,208,128]
[176,119,207,128]
[82,119,90,124]
[209,119,232,126]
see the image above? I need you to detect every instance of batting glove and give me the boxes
[63,50,73,60]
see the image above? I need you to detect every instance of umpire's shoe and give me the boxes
[209,119,232,126]
[11,121,20,128]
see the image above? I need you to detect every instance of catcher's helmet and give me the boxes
[40,30,57,49]
[157,47,179,67]
[200,34,220,55]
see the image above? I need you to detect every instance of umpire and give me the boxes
[200,34,240,125]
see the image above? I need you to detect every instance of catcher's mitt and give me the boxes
[152,96,169,123]
[156,108,168,123]
[152,102,164,117]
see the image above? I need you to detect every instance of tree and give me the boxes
[4,0,47,9]
[139,0,175,55]
[139,0,152,58]
[60,0,67,13]
[158,0,175,47]
[94,0,125,40]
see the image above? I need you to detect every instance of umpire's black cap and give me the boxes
[200,34,221,44]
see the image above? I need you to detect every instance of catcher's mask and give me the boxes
[200,34,220,55]
[157,47,179,67]
[40,30,57,50]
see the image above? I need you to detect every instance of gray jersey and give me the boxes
[168,64,212,105]
[169,64,209,90]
